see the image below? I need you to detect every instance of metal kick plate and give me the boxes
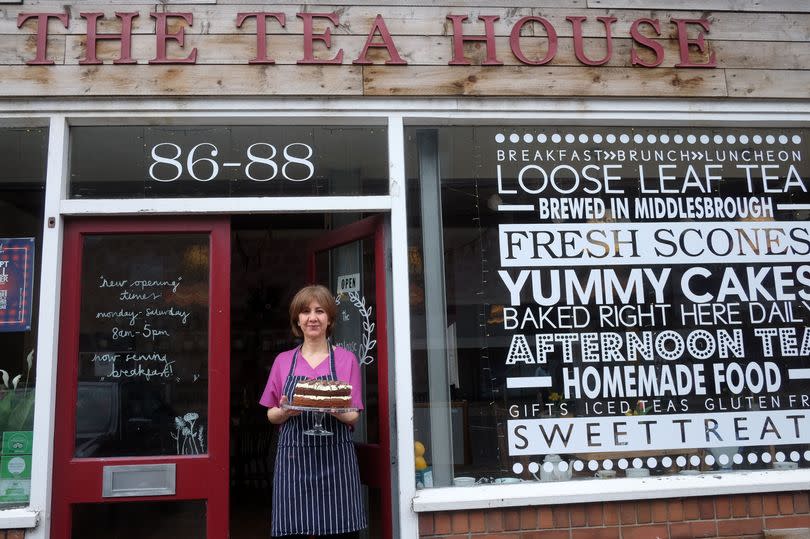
[102,463,176,498]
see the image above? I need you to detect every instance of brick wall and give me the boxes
[418,492,810,539]
[0,532,25,539]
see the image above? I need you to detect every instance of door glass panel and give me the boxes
[75,234,210,458]
[72,500,205,538]
[315,237,380,444]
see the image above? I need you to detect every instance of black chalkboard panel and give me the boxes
[74,234,209,458]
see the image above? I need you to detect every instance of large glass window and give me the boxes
[70,125,388,198]
[76,234,210,458]
[0,127,47,507]
[407,125,810,487]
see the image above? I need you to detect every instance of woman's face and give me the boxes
[297,300,330,340]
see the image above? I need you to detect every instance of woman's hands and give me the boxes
[266,395,301,424]
[266,395,359,427]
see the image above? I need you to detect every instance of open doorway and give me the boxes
[229,213,391,539]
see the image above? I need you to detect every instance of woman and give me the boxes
[259,284,367,538]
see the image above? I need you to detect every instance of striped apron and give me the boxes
[271,344,367,537]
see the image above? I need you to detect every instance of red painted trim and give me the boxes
[307,215,381,253]
[373,219,392,538]
[307,214,392,539]
[52,217,229,538]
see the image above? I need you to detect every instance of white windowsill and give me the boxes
[0,508,38,529]
[412,469,810,512]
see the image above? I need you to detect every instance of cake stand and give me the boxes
[283,404,359,436]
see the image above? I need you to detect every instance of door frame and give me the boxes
[307,215,393,539]
[51,217,230,538]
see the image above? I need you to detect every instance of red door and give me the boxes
[52,218,230,538]
[308,215,392,539]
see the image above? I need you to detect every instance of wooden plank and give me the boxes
[5,4,156,34]
[5,5,534,36]
[6,5,809,42]
[523,9,810,41]
[0,64,363,96]
[60,33,807,70]
[362,65,728,97]
[0,35,64,64]
[726,68,810,98]
[17,0,588,7]
[588,0,810,13]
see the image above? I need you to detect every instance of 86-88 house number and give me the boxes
[149,142,315,182]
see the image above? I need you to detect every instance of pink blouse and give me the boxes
[259,345,364,410]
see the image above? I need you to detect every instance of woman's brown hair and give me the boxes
[289,284,337,338]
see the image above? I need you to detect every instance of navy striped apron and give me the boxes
[271,344,367,537]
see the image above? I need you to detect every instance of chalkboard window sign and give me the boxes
[75,234,209,458]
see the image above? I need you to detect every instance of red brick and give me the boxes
[478,534,520,539]
[764,494,780,516]
[418,513,435,536]
[519,507,537,530]
[570,505,586,527]
[552,505,570,528]
[749,494,764,517]
[6,533,20,539]
[538,507,554,529]
[698,497,715,519]
[795,492,810,514]
[469,510,486,533]
[603,502,620,526]
[731,494,749,517]
[683,498,701,520]
[451,511,469,533]
[521,532,547,539]
[621,524,668,539]
[526,531,569,539]
[434,512,452,534]
[440,535,470,539]
[778,493,795,514]
[651,500,668,522]
[764,514,810,529]
[717,517,764,537]
[669,522,693,539]
[486,510,504,532]
[636,500,652,524]
[619,501,636,524]
[571,527,620,539]
[668,500,685,521]
[688,520,720,538]
[715,496,732,518]
[504,509,520,531]
[585,503,604,526]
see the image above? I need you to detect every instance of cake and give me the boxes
[292,379,352,408]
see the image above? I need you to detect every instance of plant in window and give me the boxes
[625,400,650,416]
[0,349,35,434]
[547,391,571,416]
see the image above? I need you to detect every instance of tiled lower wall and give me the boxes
[418,492,810,538]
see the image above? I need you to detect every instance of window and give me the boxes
[407,125,810,487]
[70,125,388,199]
[0,127,47,507]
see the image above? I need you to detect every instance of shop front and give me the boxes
[0,1,809,538]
